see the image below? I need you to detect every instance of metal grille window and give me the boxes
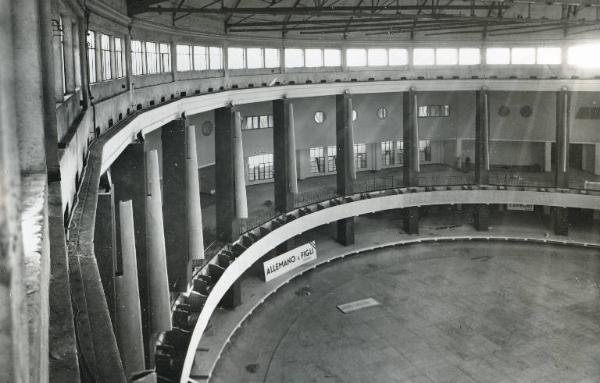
[265,48,280,68]
[395,141,404,165]
[246,48,263,69]
[381,140,394,166]
[87,31,96,83]
[131,40,145,75]
[159,43,171,72]
[310,147,325,174]
[327,146,337,172]
[244,115,273,129]
[176,44,192,71]
[228,47,245,69]
[354,143,367,169]
[418,105,450,117]
[100,34,112,80]
[419,140,432,162]
[114,38,124,78]
[248,154,273,181]
[193,46,208,71]
[145,42,159,74]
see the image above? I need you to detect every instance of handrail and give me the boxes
[177,185,600,382]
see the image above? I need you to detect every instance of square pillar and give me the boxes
[544,141,552,172]
[403,89,419,186]
[111,142,151,361]
[161,118,191,292]
[593,143,600,176]
[336,94,355,246]
[555,89,570,188]
[552,207,569,236]
[475,89,490,184]
[474,204,490,231]
[404,207,419,234]
[215,107,237,242]
[94,174,118,326]
[273,99,296,213]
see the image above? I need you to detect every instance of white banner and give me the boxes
[263,241,317,282]
[507,203,535,211]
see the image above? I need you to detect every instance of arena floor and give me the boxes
[211,242,600,383]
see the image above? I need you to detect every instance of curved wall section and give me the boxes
[179,188,600,381]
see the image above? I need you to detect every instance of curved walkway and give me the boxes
[189,211,600,381]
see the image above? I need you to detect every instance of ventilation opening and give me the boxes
[288,81,295,85]
[219,86,224,91]
[232,84,239,89]
[180,91,187,97]
[160,96,165,103]
[127,108,131,115]
[208,87,214,92]
[95,127,100,137]
[367,77,374,81]
[305,80,312,84]
[195,90,200,95]
[247,83,254,88]
[137,104,142,110]
[149,100,155,106]
[108,118,113,128]
[170,94,175,100]
[320,79,327,83]
[118,113,123,121]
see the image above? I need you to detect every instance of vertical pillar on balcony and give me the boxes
[77,17,89,108]
[552,207,569,236]
[116,201,145,379]
[94,173,118,325]
[61,15,75,93]
[556,88,570,188]
[336,93,355,246]
[403,89,419,187]
[161,118,190,291]
[72,19,81,89]
[474,204,491,231]
[594,143,600,176]
[215,107,237,242]
[111,142,150,358]
[170,40,177,82]
[125,33,133,96]
[145,150,172,353]
[273,99,298,213]
[186,125,204,263]
[234,111,248,219]
[475,88,490,185]
[404,207,419,234]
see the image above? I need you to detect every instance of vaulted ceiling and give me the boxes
[128,0,600,38]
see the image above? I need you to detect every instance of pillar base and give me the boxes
[337,218,355,246]
[474,205,490,231]
[552,207,569,236]
[403,207,419,234]
[220,280,242,309]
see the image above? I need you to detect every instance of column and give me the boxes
[94,174,118,325]
[456,138,463,169]
[161,119,191,291]
[215,107,237,242]
[187,125,204,262]
[474,204,490,231]
[544,141,552,172]
[403,89,419,187]
[552,207,569,236]
[38,0,61,180]
[116,201,145,379]
[52,9,64,101]
[62,15,75,94]
[125,33,133,94]
[234,111,248,219]
[145,150,172,350]
[78,17,89,108]
[111,142,151,359]
[594,143,600,175]
[336,93,355,246]
[475,88,490,184]
[273,99,298,213]
[0,4,29,380]
[94,32,102,87]
[170,40,177,82]
[72,19,81,89]
[556,88,570,188]
[371,142,382,171]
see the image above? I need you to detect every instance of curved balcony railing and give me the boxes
[153,181,600,383]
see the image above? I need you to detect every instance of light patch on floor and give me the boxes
[337,297,381,313]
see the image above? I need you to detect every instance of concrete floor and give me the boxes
[211,242,600,383]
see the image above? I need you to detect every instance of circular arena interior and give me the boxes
[3,0,600,382]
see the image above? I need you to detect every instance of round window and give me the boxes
[520,105,532,118]
[377,107,388,120]
[201,120,214,136]
[314,111,326,124]
[498,105,510,117]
